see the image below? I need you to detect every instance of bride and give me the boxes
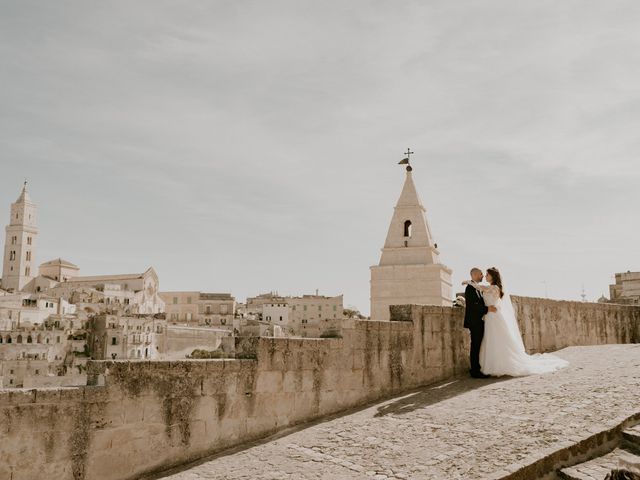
[463,267,569,377]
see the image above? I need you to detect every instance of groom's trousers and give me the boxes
[469,320,485,374]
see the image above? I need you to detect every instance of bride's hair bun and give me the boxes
[487,267,504,298]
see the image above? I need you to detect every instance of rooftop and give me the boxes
[39,257,79,269]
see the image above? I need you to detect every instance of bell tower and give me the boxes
[1,182,38,292]
[370,158,452,320]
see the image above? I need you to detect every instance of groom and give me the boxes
[464,267,496,378]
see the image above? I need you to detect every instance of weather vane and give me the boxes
[398,148,414,171]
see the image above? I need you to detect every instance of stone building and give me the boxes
[0,311,88,388]
[260,293,344,337]
[49,268,165,314]
[608,271,640,305]
[88,313,167,360]
[1,182,38,292]
[39,257,80,283]
[0,292,76,327]
[370,164,453,320]
[159,291,235,327]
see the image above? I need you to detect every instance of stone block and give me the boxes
[255,370,284,393]
[282,370,302,393]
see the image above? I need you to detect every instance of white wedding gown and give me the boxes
[472,284,569,377]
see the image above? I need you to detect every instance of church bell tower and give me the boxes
[370,156,452,320]
[1,182,38,292]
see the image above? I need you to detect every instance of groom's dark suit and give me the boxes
[464,284,488,375]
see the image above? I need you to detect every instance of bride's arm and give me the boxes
[462,280,491,292]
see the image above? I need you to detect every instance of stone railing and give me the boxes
[0,297,638,480]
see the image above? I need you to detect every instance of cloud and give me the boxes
[1,0,639,311]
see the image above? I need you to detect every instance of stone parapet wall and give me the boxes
[0,297,638,480]
[511,296,640,352]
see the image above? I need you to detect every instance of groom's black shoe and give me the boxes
[470,370,490,379]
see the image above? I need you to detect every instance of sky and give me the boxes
[1,1,639,314]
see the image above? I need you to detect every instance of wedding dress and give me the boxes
[470,283,569,376]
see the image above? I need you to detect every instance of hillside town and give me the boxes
[0,182,356,388]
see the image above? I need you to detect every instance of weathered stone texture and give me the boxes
[0,297,638,480]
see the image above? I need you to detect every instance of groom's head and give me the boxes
[470,267,483,282]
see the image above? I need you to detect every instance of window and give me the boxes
[10,369,14,374]
[27,336,32,343]
[173,297,178,304]
[35,369,39,375]
[404,220,412,237]
[26,251,31,261]
[56,336,60,343]
[25,267,30,276]
[111,337,117,345]
[17,335,22,344]
[187,297,192,304]
[27,236,32,245]
[11,236,16,245]
[333,305,337,311]
[279,316,283,321]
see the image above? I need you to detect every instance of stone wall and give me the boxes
[0,297,638,480]
[511,296,640,352]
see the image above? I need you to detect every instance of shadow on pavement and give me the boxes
[374,375,511,417]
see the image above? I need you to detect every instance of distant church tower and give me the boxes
[370,161,452,320]
[1,182,38,292]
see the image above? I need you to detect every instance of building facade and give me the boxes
[609,271,640,305]
[259,293,344,337]
[159,291,235,327]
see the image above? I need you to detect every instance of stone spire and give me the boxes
[379,168,439,265]
[370,160,452,320]
[1,182,38,292]
[15,180,32,204]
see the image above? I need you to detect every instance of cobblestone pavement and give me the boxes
[158,345,640,480]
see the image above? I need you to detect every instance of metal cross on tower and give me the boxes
[404,148,414,161]
[398,148,415,171]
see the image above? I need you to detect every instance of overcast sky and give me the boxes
[2,1,639,314]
